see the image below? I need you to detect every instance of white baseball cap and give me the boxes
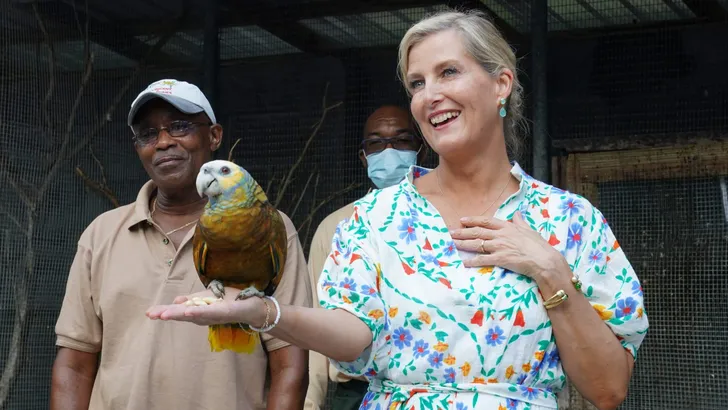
[127,79,217,128]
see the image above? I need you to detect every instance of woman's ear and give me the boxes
[496,68,514,100]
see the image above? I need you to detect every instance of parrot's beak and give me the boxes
[196,169,218,199]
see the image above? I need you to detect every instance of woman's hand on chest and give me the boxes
[450,211,571,283]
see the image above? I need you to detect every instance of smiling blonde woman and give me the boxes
[147,10,648,410]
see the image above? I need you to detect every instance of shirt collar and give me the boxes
[126,179,157,230]
[403,161,536,207]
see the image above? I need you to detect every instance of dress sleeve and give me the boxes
[568,201,649,360]
[317,202,389,378]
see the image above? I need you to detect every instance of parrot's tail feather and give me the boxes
[208,324,259,354]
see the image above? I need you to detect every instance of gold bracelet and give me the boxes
[249,297,271,332]
[543,289,569,310]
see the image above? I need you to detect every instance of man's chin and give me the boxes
[151,169,194,191]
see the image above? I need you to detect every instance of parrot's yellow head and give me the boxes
[196,160,254,202]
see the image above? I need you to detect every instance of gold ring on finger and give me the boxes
[480,239,486,253]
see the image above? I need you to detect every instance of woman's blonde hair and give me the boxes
[397,9,526,158]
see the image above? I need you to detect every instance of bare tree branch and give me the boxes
[74,165,120,208]
[0,167,33,211]
[65,22,182,162]
[2,12,180,210]
[89,145,109,187]
[252,82,353,251]
[0,6,187,408]
[0,3,71,401]
[32,3,55,134]
[228,138,241,162]
[71,0,84,38]
[297,181,363,236]
[274,82,343,207]
[310,174,321,214]
[35,51,95,211]
[0,210,33,407]
[290,169,316,219]
[0,206,27,237]
[83,0,90,60]
[299,172,321,251]
[265,168,280,198]
[74,144,120,208]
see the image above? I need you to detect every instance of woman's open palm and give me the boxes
[146,286,257,326]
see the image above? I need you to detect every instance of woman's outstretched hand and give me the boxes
[450,211,570,281]
[145,287,265,327]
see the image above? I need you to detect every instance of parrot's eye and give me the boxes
[221,166,230,175]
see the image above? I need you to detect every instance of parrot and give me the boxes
[189,159,288,354]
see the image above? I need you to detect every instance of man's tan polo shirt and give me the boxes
[304,201,368,410]
[55,180,312,410]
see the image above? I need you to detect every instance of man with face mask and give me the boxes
[304,105,426,410]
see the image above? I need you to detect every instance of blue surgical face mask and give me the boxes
[366,148,418,189]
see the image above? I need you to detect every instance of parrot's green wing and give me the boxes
[192,224,212,288]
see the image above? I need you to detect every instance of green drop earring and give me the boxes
[498,97,507,118]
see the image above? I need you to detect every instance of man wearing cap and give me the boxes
[304,105,426,410]
[50,79,311,410]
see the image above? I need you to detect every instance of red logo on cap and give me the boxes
[151,86,173,95]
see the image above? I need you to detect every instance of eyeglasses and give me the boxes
[132,120,212,146]
[361,135,421,155]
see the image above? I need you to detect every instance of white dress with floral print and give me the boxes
[317,162,648,410]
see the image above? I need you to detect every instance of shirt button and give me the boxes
[163,238,169,245]
[167,259,173,266]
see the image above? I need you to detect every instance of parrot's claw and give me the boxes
[235,286,265,301]
[207,280,226,299]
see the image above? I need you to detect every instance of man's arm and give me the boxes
[50,347,98,410]
[304,351,329,410]
[52,232,102,410]
[266,345,309,410]
[304,219,335,410]
[263,212,313,409]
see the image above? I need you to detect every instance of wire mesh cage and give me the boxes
[0,0,726,409]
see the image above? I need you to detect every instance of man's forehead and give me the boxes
[365,123,411,138]
[365,113,411,134]
[369,116,406,127]
[135,99,190,124]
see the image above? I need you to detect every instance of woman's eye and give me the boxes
[409,79,424,89]
[443,67,458,76]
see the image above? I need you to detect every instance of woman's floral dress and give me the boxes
[317,162,648,410]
